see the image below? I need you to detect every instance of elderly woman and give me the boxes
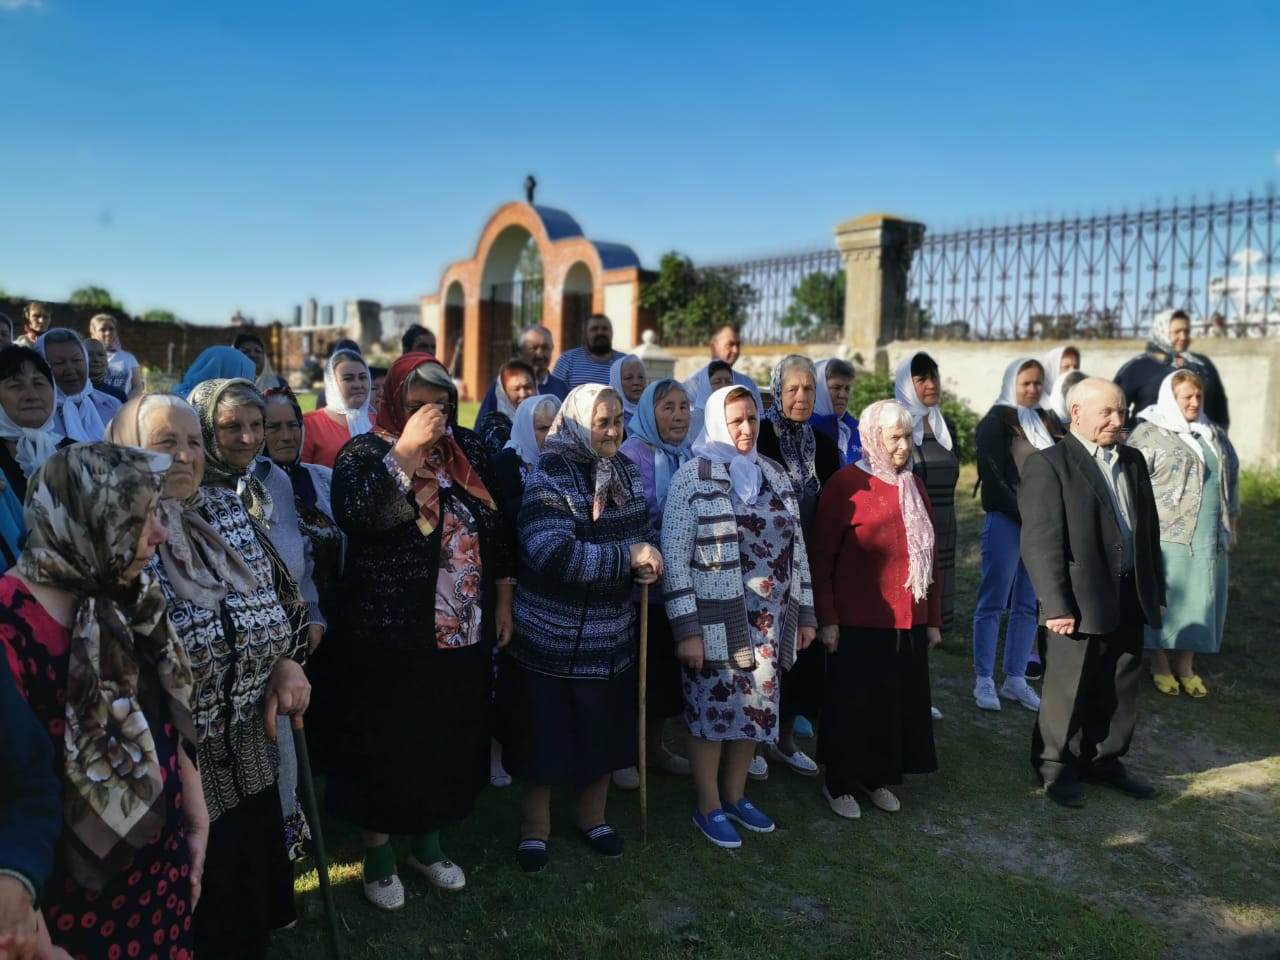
[972,358,1062,713]
[233,332,287,392]
[173,346,256,399]
[810,358,862,466]
[475,359,538,455]
[662,385,816,847]
[1130,371,1240,697]
[321,353,510,909]
[302,348,375,468]
[0,443,207,960]
[813,400,941,817]
[0,346,71,503]
[0,312,13,349]
[106,395,307,958]
[88,314,143,398]
[609,354,647,429]
[85,338,127,404]
[1116,309,1229,429]
[616,379,694,786]
[499,384,661,874]
[35,329,123,442]
[755,354,840,776]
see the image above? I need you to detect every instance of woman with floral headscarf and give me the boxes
[318,352,510,910]
[662,385,816,848]
[755,355,841,778]
[813,400,941,819]
[302,348,376,468]
[498,383,661,874]
[0,442,207,960]
[1115,309,1229,429]
[106,393,307,959]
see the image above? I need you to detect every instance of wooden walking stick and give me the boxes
[292,722,344,960]
[638,581,650,843]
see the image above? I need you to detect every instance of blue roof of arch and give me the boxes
[593,241,642,270]
[531,206,584,241]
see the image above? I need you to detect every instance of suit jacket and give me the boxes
[1018,432,1165,636]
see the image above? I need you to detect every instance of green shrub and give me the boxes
[847,372,979,464]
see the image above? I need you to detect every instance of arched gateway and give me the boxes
[420,203,647,400]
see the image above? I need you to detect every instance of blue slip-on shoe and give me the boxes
[722,797,776,833]
[692,809,742,849]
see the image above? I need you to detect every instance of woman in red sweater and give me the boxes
[812,399,940,820]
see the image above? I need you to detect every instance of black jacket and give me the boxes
[1018,432,1165,636]
[1114,350,1230,430]
[975,406,1064,523]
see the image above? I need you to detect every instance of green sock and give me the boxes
[411,830,445,865]
[363,842,396,883]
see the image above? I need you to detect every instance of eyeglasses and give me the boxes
[405,402,455,417]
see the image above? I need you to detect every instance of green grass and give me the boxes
[270,467,1280,960]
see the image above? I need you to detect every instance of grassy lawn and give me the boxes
[271,466,1280,960]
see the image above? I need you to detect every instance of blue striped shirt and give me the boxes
[551,348,624,390]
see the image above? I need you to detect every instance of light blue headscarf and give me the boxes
[626,378,692,509]
[0,483,24,567]
[174,347,256,398]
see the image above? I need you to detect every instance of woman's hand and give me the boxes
[392,403,448,463]
[818,625,839,653]
[264,658,311,737]
[676,635,704,672]
[797,626,816,651]
[0,876,37,960]
[927,626,942,649]
[495,581,515,648]
[629,543,663,584]
[178,750,209,911]
[306,623,324,655]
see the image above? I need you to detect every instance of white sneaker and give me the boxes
[612,766,640,790]
[867,787,901,812]
[406,855,466,891]
[363,874,405,911]
[822,785,861,820]
[974,676,1002,711]
[930,705,943,720]
[1000,677,1042,712]
[766,743,820,776]
[748,754,769,781]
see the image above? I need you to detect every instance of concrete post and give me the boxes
[633,329,676,382]
[834,214,925,371]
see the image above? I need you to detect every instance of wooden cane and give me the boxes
[292,722,344,960]
[638,581,650,843]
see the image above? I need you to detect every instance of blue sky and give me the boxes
[2,0,1277,325]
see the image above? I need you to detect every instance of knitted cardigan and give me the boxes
[511,451,655,680]
[661,455,816,671]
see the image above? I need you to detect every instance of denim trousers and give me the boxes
[972,511,1037,679]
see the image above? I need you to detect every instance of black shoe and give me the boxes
[1084,763,1157,798]
[516,838,548,874]
[1045,779,1085,808]
[579,824,623,858]
[1025,661,1044,681]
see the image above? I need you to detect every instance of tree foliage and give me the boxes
[141,309,178,324]
[639,252,758,346]
[68,286,123,311]
[846,371,980,465]
[780,270,845,342]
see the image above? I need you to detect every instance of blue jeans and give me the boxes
[972,511,1037,679]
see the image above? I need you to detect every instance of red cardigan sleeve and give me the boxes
[811,467,856,627]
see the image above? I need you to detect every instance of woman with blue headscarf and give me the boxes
[174,346,256,398]
[617,378,694,782]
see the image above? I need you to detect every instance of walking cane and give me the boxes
[638,582,650,843]
[292,722,344,960]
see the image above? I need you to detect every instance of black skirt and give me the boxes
[322,640,490,835]
[780,638,825,722]
[639,603,684,720]
[497,659,638,787]
[194,786,295,959]
[817,626,937,789]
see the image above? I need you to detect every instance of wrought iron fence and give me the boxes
[908,194,1279,341]
[706,249,842,345]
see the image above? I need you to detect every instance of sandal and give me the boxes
[1179,674,1207,698]
[1152,673,1180,696]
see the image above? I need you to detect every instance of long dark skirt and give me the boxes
[780,639,825,722]
[497,659,638,786]
[641,603,684,720]
[818,626,937,790]
[194,787,295,959]
[323,641,490,835]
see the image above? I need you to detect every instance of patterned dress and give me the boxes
[682,474,794,742]
[0,577,194,960]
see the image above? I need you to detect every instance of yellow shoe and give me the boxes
[1179,675,1207,698]
[1152,673,1180,696]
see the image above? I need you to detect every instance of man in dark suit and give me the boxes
[1019,378,1165,808]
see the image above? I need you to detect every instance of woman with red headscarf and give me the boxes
[318,353,513,911]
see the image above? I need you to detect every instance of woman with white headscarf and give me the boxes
[302,348,376,467]
[662,385,816,848]
[810,358,861,466]
[1129,371,1239,697]
[1115,309,1230,429]
[35,328,122,442]
[1040,345,1082,423]
[499,384,661,874]
[813,399,941,818]
[0,346,69,503]
[475,360,538,456]
[608,354,647,429]
[971,358,1064,715]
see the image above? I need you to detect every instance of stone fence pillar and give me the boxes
[633,329,676,382]
[834,214,925,371]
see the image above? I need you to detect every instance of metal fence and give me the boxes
[909,194,1278,340]
[707,249,841,345]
